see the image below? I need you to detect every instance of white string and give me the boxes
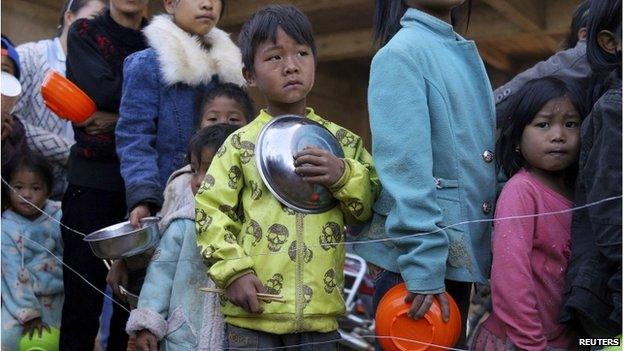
[1,177,620,350]
[1,178,87,237]
[2,175,619,264]
[206,334,468,350]
[11,233,130,313]
[151,194,622,264]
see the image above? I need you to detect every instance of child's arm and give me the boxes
[490,184,547,350]
[0,231,44,326]
[116,52,162,222]
[295,137,379,223]
[195,136,254,289]
[126,221,185,340]
[368,47,448,295]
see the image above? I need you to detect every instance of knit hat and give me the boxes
[1,35,21,79]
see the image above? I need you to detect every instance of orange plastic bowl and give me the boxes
[41,70,96,123]
[375,283,461,351]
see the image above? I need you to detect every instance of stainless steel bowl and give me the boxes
[256,115,344,213]
[83,217,160,259]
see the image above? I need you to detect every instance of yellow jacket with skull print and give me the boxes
[195,108,379,334]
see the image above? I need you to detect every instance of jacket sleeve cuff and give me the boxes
[404,279,446,295]
[223,269,256,289]
[329,159,351,192]
[126,308,167,340]
[126,183,164,212]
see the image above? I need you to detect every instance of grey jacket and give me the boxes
[494,40,592,127]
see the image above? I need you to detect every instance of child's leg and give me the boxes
[59,184,128,351]
[282,331,341,351]
[225,324,281,350]
[445,280,473,347]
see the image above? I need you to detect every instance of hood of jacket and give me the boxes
[157,165,195,232]
[143,15,245,87]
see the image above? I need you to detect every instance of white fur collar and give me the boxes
[143,15,245,86]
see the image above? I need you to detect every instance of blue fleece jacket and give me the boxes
[354,9,497,294]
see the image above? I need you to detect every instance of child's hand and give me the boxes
[75,111,119,135]
[405,292,450,322]
[129,203,151,229]
[225,273,267,314]
[294,147,345,187]
[135,329,158,351]
[22,317,50,339]
[106,259,128,302]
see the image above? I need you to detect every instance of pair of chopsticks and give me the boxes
[200,287,285,303]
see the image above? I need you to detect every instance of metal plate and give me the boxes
[255,115,344,214]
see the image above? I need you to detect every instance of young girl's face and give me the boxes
[9,169,50,220]
[200,96,247,128]
[519,97,581,174]
[165,0,222,37]
[190,147,216,195]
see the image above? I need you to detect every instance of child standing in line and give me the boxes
[472,77,585,351]
[559,0,622,338]
[116,0,245,230]
[126,124,239,351]
[1,153,63,350]
[158,83,255,223]
[354,1,497,347]
[195,5,379,350]
[112,0,245,305]
[60,1,148,348]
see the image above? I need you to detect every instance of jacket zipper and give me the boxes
[295,213,304,332]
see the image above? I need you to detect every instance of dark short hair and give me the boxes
[238,4,316,73]
[586,0,621,73]
[373,0,472,47]
[564,0,591,49]
[496,77,586,180]
[56,0,105,36]
[186,123,239,164]
[2,152,54,210]
[195,83,255,126]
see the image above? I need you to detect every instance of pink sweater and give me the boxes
[483,169,575,350]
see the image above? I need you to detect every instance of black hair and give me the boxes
[186,123,239,164]
[238,5,316,73]
[586,0,621,73]
[496,77,586,181]
[56,0,105,36]
[2,152,54,210]
[373,0,472,47]
[564,1,591,49]
[195,83,255,126]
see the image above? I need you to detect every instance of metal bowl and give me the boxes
[255,115,344,213]
[83,217,160,259]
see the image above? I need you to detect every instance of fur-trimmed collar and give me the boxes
[143,15,245,86]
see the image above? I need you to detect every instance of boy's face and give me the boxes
[191,147,216,195]
[164,0,222,37]
[245,27,315,115]
[200,96,247,128]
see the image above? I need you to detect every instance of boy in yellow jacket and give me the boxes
[195,4,379,350]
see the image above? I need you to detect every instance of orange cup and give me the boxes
[375,283,462,351]
[41,70,96,123]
